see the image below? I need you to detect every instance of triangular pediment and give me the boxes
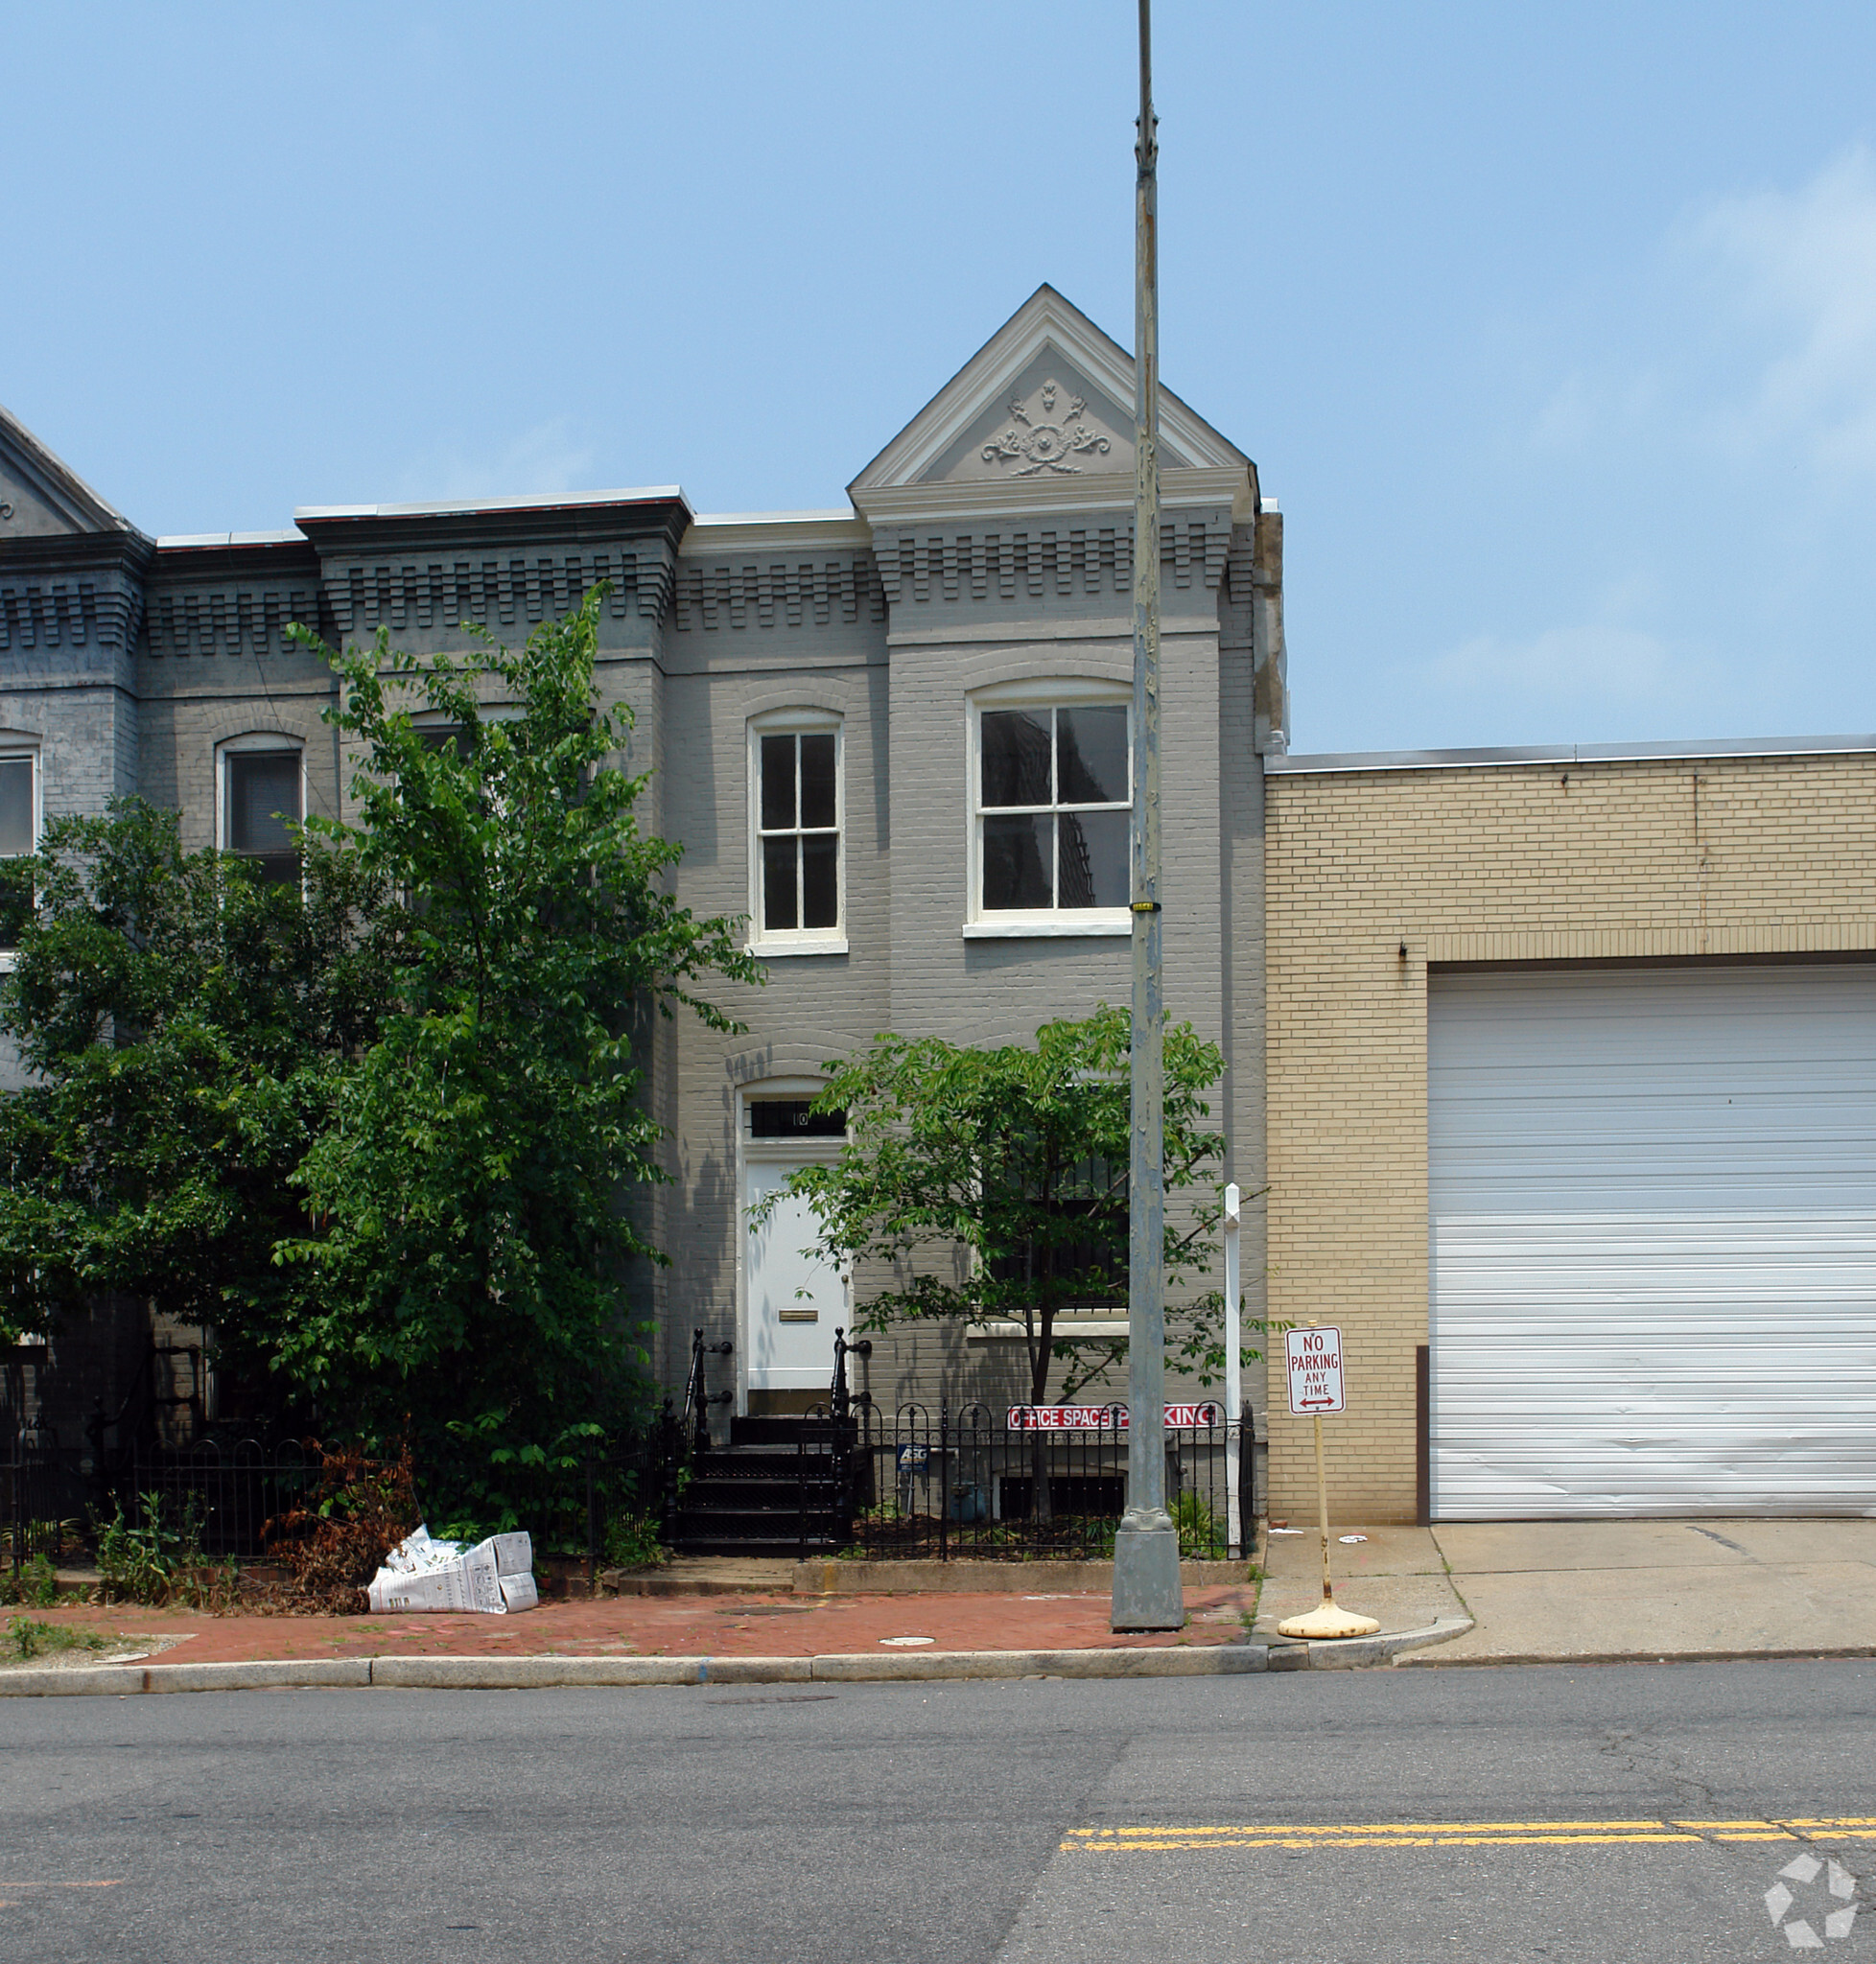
[0,402,132,538]
[850,285,1248,498]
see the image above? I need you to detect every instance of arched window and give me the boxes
[217,736,305,887]
[0,738,39,964]
[748,711,845,954]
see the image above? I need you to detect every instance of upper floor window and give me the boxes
[222,744,303,888]
[970,690,1130,931]
[750,715,844,953]
[0,749,38,960]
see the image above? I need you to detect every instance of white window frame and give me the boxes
[0,741,42,973]
[964,678,1132,939]
[216,734,307,888]
[747,710,847,957]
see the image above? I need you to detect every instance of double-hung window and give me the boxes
[0,748,38,963]
[751,716,844,953]
[222,745,303,888]
[971,691,1130,931]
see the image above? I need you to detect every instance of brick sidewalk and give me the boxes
[12,1584,1259,1666]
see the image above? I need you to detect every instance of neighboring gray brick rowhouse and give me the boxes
[1,287,1287,1436]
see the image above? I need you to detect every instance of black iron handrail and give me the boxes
[681,1328,734,1455]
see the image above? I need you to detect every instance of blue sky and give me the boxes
[8,2,1876,753]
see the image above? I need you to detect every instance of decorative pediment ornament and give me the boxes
[980,378,1113,477]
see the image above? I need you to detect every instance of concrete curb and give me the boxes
[0,1647,1271,1695]
[0,1617,1479,1696]
[1396,1642,1876,1670]
[0,1658,374,1697]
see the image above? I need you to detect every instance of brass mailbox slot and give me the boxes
[778,1309,819,1323]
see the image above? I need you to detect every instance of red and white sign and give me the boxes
[1162,1403,1223,1429]
[1006,1402,1223,1431]
[1285,1326,1346,1415]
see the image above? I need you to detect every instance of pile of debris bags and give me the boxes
[366,1526,539,1614]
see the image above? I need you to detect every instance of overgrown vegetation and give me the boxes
[0,588,757,1531]
[3,1616,112,1661]
[93,1491,237,1608]
[0,799,391,1359]
[0,1553,62,1608]
[601,1505,669,1572]
[262,1440,421,1613]
[1172,1488,1224,1559]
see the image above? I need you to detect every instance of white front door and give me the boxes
[744,1158,846,1392]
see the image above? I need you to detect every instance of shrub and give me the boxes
[263,1440,420,1613]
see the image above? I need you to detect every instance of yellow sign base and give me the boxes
[1277,1599,1382,1640]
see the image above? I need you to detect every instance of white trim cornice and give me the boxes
[854,464,1253,528]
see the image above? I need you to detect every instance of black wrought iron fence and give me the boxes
[5,1422,686,1579]
[839,1401,1246,1561]
[3,1433,89,1567]
[3,1436,323,1569]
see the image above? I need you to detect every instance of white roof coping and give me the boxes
[1267,735,1876,774]
[293,487,686,522]
[155,528,308,549]
[690,508,856,527]
[679,509,872,556]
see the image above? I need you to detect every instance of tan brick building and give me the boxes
[1262,739,1876,1525]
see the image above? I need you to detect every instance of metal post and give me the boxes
[937,1399,949,1564]
[1314,1414,1331,1602]
[1113,0,1184,1633]
[585,1450,598,1600]
[1224,1181,1242,1559]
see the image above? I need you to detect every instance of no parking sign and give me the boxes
[1285,1325,1346,1415]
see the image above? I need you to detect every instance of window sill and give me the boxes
[962,916,1130,940]
[748,935,850,959]
[969,1319,1128,1341]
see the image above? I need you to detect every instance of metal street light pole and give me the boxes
[1112,0,1184,1632]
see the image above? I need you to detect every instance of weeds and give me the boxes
[4,1616,110,1661]
[0,1554,62,1608]
[93,1492,237,1609]
[601,1509,668,1571]
[1173,1489,1224,1559]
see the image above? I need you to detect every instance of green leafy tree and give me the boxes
[273,590,762,1524]
[764,1005,1242,1418]
[0,801,388,1375]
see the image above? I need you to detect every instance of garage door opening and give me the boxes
[1428,963,1876,1518]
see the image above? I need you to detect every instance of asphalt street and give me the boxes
[3,1660,1875,1963]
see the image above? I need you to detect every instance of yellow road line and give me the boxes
[1068,1820,1677,1836]
[1062,1817,1876,1855]
[1069,1834,1704,1851]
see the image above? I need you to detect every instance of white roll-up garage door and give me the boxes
[1429,963,1876,1517]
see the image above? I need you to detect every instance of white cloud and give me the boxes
[1686,146,1876,474]
[390,418,598,503]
